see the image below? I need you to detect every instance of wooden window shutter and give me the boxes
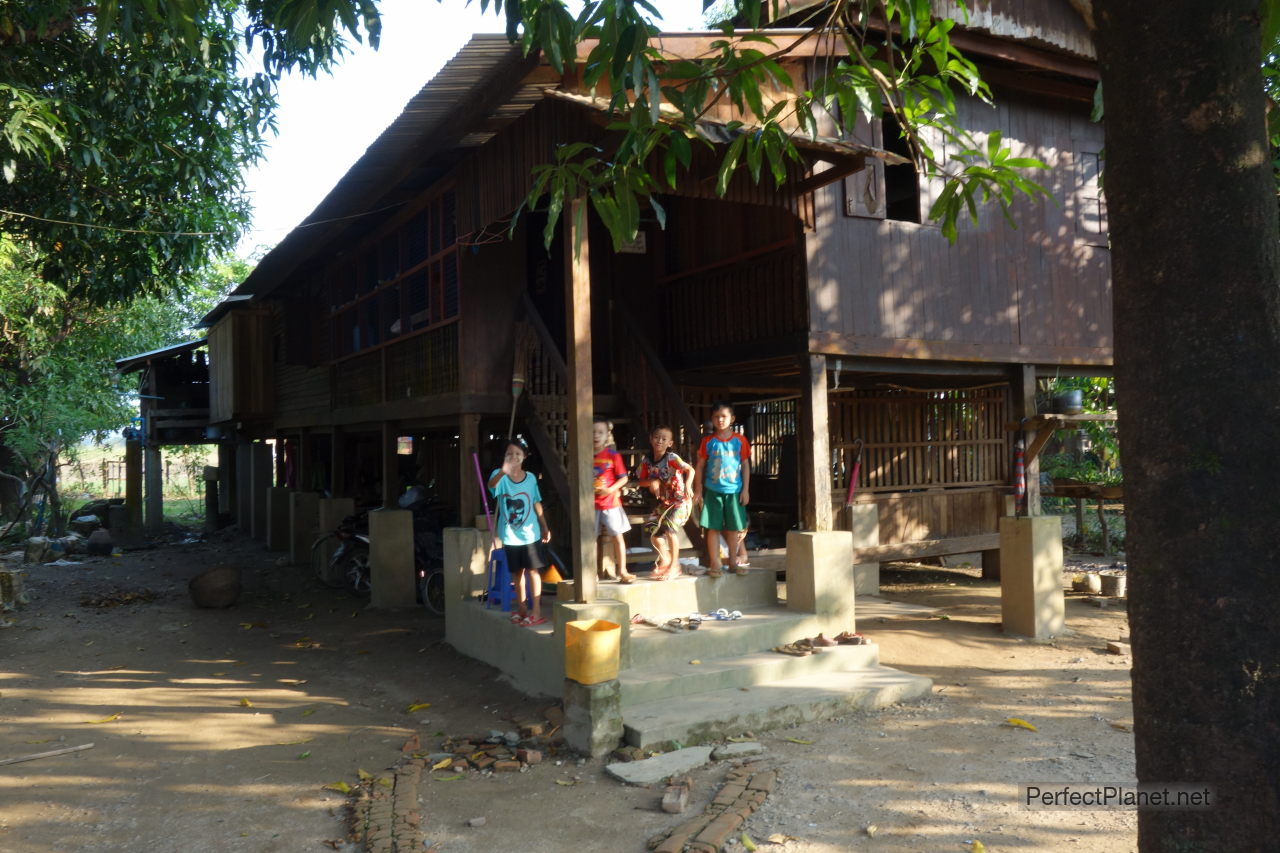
[843,113,886,219]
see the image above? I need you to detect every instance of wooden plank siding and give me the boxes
[207,309,274,424]
[806,91,1111,365]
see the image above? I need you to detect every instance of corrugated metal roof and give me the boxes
[116,339,207,374]
[218,35,540,319]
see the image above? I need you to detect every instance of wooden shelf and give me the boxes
[1006,412,1119,466]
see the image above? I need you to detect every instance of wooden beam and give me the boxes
[1012,364,1041,516]
[124,435,143,541]
[798,354,833,531]
[670,370,801,393]
[330,427,347,498]
[381,421,397,508]
[809,330,1114,367]
[853,533,1002,564]
[144,445,163,536]
[458,414,482,529]
[565,198,597,605]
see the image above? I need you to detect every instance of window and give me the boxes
[843,112,920,224]
[327,188,460,361]
[1075,149,1107,246]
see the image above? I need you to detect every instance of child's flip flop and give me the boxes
[524,616,548,627]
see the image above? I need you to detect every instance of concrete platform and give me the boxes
[622,660,933,750]
[620,642,880,705]
[626,604,829,669]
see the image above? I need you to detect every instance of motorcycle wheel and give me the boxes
[335,543,372,596]
[419,569,445,616]
[312,534,347,589]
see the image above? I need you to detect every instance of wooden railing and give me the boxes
[516,295,571,503]
[611,304,703,458]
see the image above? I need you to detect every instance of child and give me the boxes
[636,425,695,579]
[591,417,635,583]
[693,402,751,577]
[488,438,551,626]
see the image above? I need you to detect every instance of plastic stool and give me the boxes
[486,549,515,612]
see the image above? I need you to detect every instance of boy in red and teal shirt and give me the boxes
[693,401,750,577]
[592,417,635,583]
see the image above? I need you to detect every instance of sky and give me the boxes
[238,1,711,254]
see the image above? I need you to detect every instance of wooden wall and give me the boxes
[207,309,274,424]
[806,91,1111,366]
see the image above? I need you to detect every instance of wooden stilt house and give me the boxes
[204,6,1107,588]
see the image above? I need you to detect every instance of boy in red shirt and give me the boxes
[592,418,635,583]
[693,402,750,577]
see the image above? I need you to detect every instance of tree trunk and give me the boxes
[1096,2,1280,847]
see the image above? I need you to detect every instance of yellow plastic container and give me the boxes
[564,619,621,684]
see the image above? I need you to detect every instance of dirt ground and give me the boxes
[0,529,1136,853]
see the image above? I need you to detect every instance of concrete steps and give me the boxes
[621,658,933,750]
[585,565,778,617]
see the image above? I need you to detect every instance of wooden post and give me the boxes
[297,428,311,492]
[459,414,482,527]
[124,434,143,542]
[381,422,397,509]
[330,427,346,497]
[217,442,234,516]
[143,444,164,536]
[1013,364,1041,516]
[798,354,833,531]
[566,199,597,605]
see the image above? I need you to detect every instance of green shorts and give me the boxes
[699,491,747,532]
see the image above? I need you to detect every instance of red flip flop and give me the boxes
[524,616,548,627]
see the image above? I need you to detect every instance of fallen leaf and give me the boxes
[322,781,351,794]
[406,702,432,713]
[297,751,311,759]
[784,737,814,745]
[689,659,700,665]
[279,678,307,686]
[211,672,228,677]
[726,736,752,743]
[276,738,314,745]
[434,774,465,782]
[935,614,951,620]
[741,831,757,851]
[232,661,248,667]
[239,698,254,709]
[357,768,373,781]
[970,841,987,853]
[239,622,254,630]
[25,738,54,744]
[431,757,453,770]
[1110,721,1132,732]
[767,834,796,844]
[1004,717,1037,731]
[554,779,578,786]
[356,650,371,655]
[865,823,878,837]
[377,777,392,789]
[86,712,121,724]
[302,708,317,717]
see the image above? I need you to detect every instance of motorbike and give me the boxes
[311,485,447,615]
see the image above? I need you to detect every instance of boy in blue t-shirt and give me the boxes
[488,438,551,626]
[693,402,750,578]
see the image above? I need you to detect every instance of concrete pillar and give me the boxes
[124,435,143,542]
[847,502,880,595]
[369,508,415,608]
[249,442,273,540]
[217,442,234,516]
[144,445,164,536]
[203,466,219,533]
[235,440,252,530]
[315,497,355,570]
[443,527,488,643]
[108,504,138,549]
[999,515,1064,638]
[289,491,321,566]
[784,530,856,628]
[266,487,291,551]
[562,678,623,758]
[982,495,1017,581]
